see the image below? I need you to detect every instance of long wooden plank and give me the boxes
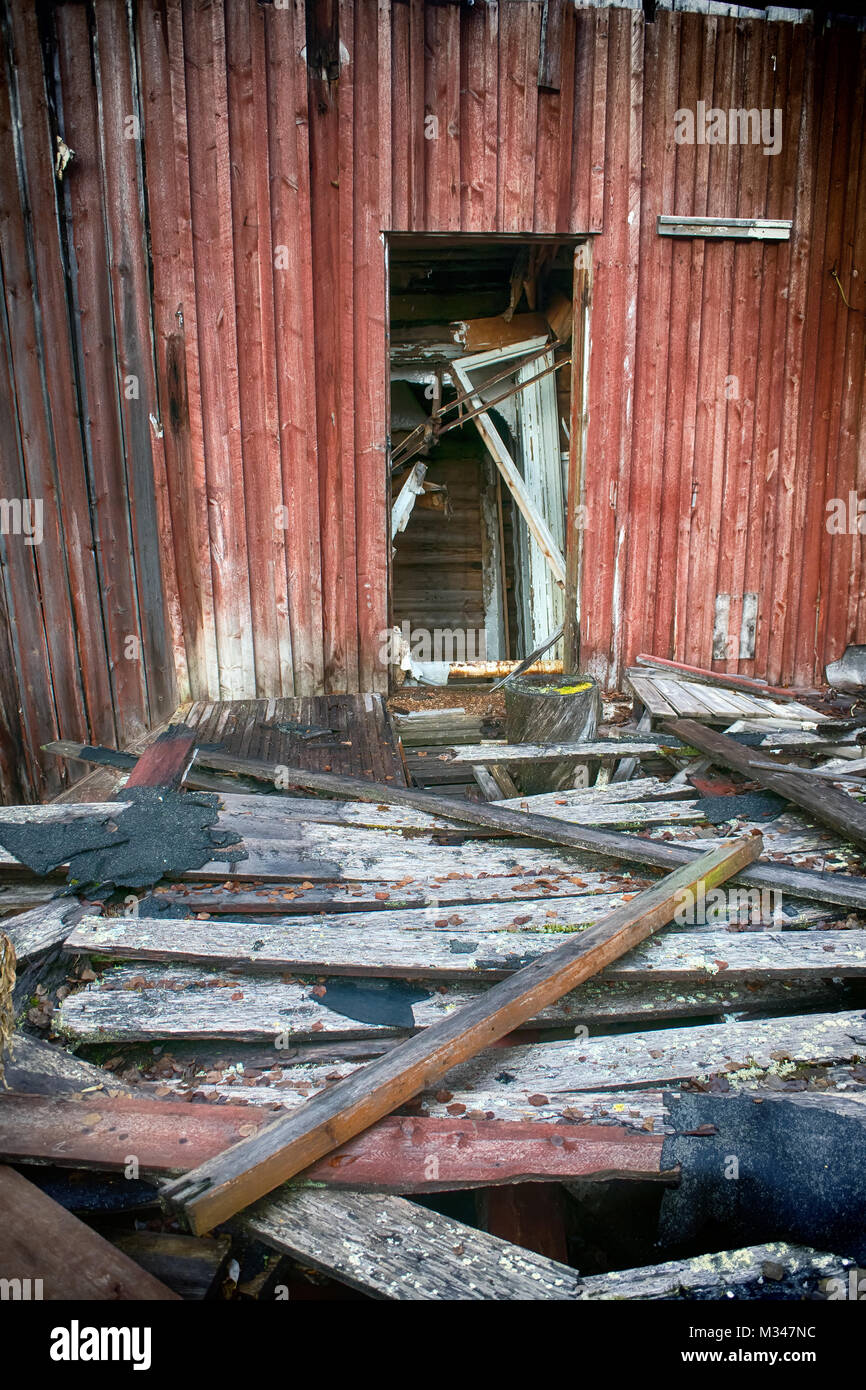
[161,837,760,1231]
[32,746,866,912]
[65,917,866,985]
[0,1093,664,1191]
[664,718,866,853]
[0,1165,178,1300]
[139,1010,866,1126]
[242,1187,582,1299]
[176,754,866,911]
[446,739,669,764]
[57,960,837,1043]
[450,359,567,587]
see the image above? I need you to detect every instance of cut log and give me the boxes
[161,836,760,1232]
[505,672,601,794]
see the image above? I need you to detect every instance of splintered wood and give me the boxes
[162,837,760,1233]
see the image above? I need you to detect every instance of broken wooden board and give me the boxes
[0,898,85,965]
[447,739,670,764]
[664,718,866,855]
[572,1242,847,1301]
[0,1037,621,1301]
[240,1186,582,1298]
[0,1093,665,1191]
[161,838,759,1232]
[627,673,826,724]
[65,917,866,985]
[136,755,866,911]
[123,724,197,789]
[107,1230,230,1301]
[138,1013,866,1126]
[56,962,844,1042]
[0,1164,179,1299]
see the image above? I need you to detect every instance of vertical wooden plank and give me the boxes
[752,19,806,683]
[669,13,711,663]
[55,3,149,745]
[2,1,109,756]
[136,0,220,701]
[713,16,769,671]
[184,0,255,700]
[265,0,324,694]
[91,0,180,721]
[354,0,389,692]
[797,27,862,683]
[389,0,408,228]
[497,0,540,235]
[407,0,425,230]
[622,5,678,671]
[764,20,822,683]
[579,6,642,684]
[683,16,737,667]
[424,0,460,231]
[308,0,359,691]
[836,33,866,655]
[739,20,793,679]
[225,0,291,697]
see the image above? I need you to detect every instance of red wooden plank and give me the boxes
[184,0,255,699]
[91,0,180,723]
[390,0,410,228]
[136,0,220,701]
[226,0,290,698]
[714,17,769,672]
[763,27,819,684]
[3,6,110,758]
[0,64,64,799]
[741,20,795,680]
[683,17,738,667]
[579,6,641,683]
[622,6,678,672]
[354,0,389,693]
[802,30,864,683]
[55,4,149,745]
[424,0,460,231]
[265,0,325,695]
[667,14,710,663]
[0,1093,664,1191]
[123,724,196,789]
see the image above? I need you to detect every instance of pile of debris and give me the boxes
[0,673,864,1301]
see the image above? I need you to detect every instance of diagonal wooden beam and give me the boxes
[161,835,761,1233]
[662,718,866,854]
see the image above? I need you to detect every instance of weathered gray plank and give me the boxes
[58,961,837,1043]
[66,916,866,984]
[240,1187,581,1299]
[573,1243,846,1300]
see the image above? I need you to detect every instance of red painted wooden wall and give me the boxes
[1,1,864,800]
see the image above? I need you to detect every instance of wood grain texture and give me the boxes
[162,836,759,1231]
[0,1165,179,1300]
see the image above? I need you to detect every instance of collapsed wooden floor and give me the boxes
[1,686,865,1299]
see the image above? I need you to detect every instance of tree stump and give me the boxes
[504,673,601,795]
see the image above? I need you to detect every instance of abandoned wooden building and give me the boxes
[0,0,865,1316]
